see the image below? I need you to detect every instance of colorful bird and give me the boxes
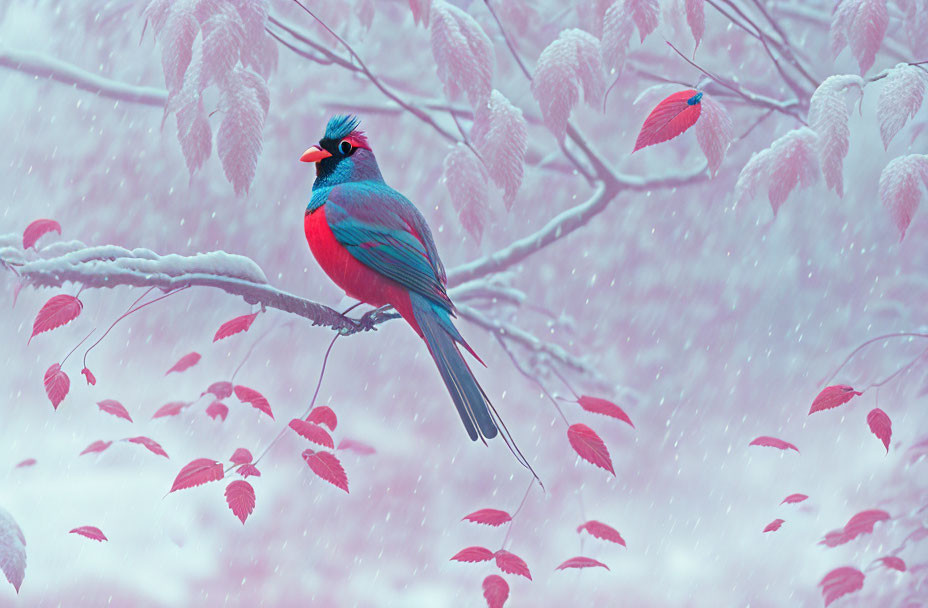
[301,115,499,443]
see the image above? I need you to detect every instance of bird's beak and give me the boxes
[300,145,333,163]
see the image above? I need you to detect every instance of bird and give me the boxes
[300,115,505,445]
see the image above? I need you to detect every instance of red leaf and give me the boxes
[206,401,228,421]
[577,520,626,546]
[462,509,512,527]
[81,367,96,386]
[22,218,61,249]
[43,364,69,410]
[213,313,259,342]
[820,509,890,547]
[819,567,864,607]
[763,518,785,533]
[633,89,703,152]
[203,381,233,400]
[237,464,261,478]
[555,556,610,571]
[165,352,201,375]
[288,419,335,449]
[30,295,82,343]
[302,450,348,493]
[79,440,112,456]
[230,448,252,465]
[14,459,36,469]
[494,550,531,580]
[576,396,634,428]
[169,458,223,493]
[97,400,133,422]
[567,423,615,474]
[876,556,906,572]
[451,546,494,563]
[749,436,800,453]
[69,526,107,542]
[780,493,808,505]
[809,385,862,414]
[866,408,892,452]
[233,385,274,419]
[337,438,376,455]
[152,401,190,419]
[306,406,338,431]
[482,575,509,608]
[224,480,256,524]
[125,436,169,458]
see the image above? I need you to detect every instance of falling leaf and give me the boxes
[230,448,252,465]
[763,518,785,533]
[809,385,862,414]
[780,494,809,505]
[306,406,338,431]
[567,423,615,474]
[213,313,259,342]
[451,546,494,563]
[233,385,274,419]
[169,458,223,493]
[748,436,800,453]
[576,396,634,428]
[69,526,107,542]
[30,295,83,343]
[0,506,27,593]
[97,400,133,423]
[79,440,112,456]
[482,575,509,608]
[866,408,892,452]
[203,381,233,400]
[633,89,703,152]
[289,419,334,449]
[302,450,348,493]
[43,364,69,410]
[125,436,169,458]
[152,401,190,419]
[820,509,890,547]
[875,556,906,572]
[165,352,201,375]
[22,218,62,250]
[206,401,229,421]
[224,480,256,524]
[462,509,512,527]
[337,438,376,455]
[577,520,626,546]
[494,550,531,580]
[555,556,610,571]
[14,459,36,469]
[81,368,96,386]
[238,464,261,478]
[819,566,864,607]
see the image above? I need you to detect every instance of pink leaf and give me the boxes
[577,520,626,546]
[306,406,338,431]
[879,154,928,240]
[685,0,705,50]
[763,518,785,533]
[22,218,61,249]
[601,3,635,74]
[830,0,858,58]
[443,143,490,242]
[878,64,926,149]
[482,575,509,608]
[233,385,274,419]
[337,438,376,455]
[626,0,659,42]
[230,448,252,465]
[556,556,610,571]
[302,450,349,493]
[169,458,223,493]
[462,509,512,527]
[0,507,26,593]
[217,67,267,195]
[809,75,862,197]
[152,401,190,419]
[567,423,615,474]
[471,90,527,209]
[204,381,233,400]
[819,566,864,607]
[30,295,82,343]
[451,546,494,563]
[409,0,430,26]
[79,440,112,456]
[429,0,493,106]
[206,401,229,421]
[224,480,256,524]
[848,0,887,74]
[531,29,605,140]
[200,4,245,90]
[494,550,532,580]
[780,493,809,505]
[43,364,69,410]
[126,436,169,458]
[175,95,211,175]
[576,395,634,428]
[14,459,36,469]
[820,509,890,547]
[160,5,198,93]
[695,94,733,177]
[238,463,261,478]
[165,352,200,375]
[866,408,892,452]
[749,436,800,453]
[289,419,335,448]
[213,313,259,342]
[81,367,96,386]
[69,526,107,542]
[633,90,703,152]
[809,385,862,414]
[97,400,133,423]
[875,556,906,572]
[734,128,820,214]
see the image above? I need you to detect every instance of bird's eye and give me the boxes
[339,141,353,155]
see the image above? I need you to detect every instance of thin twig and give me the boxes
[820,333,928,387]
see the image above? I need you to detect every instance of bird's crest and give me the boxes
[324,114,369,149]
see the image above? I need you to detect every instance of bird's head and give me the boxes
[301,115,383,186]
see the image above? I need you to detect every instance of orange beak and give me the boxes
[300,145,333,163]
